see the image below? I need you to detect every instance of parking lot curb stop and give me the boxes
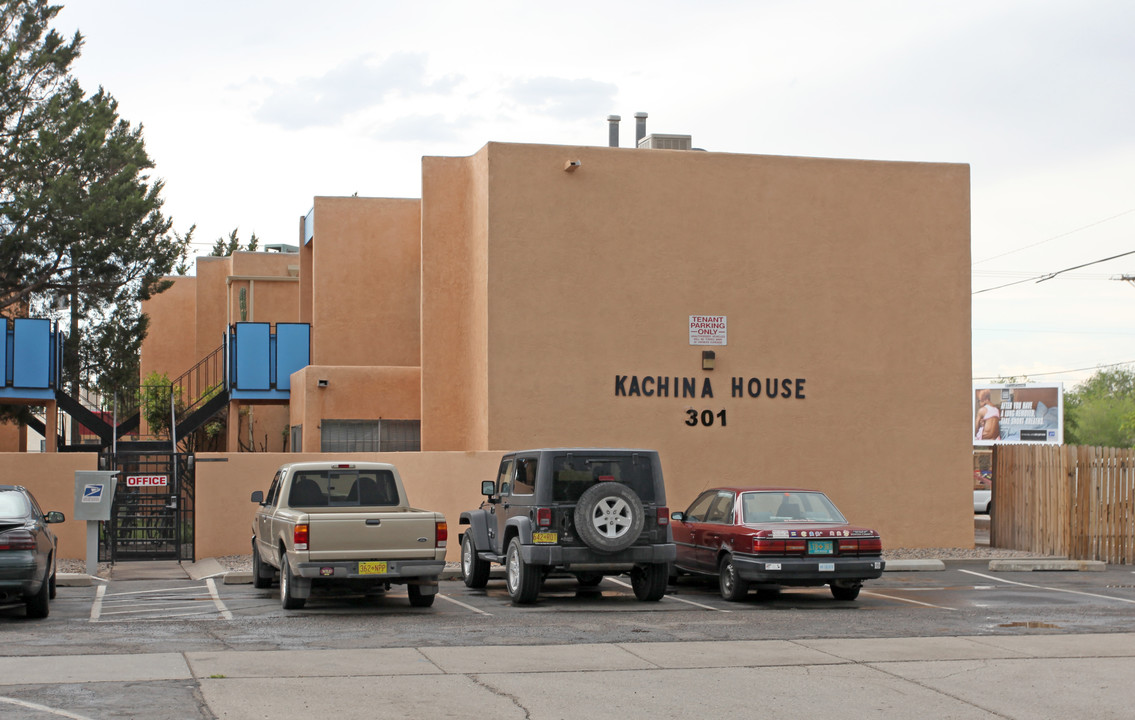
[884,559,946,572]
[988,559,1106,572]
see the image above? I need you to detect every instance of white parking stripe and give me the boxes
[605,577,731,612]
[436,593,492,616]
[99,604,210,616]
[100,585,209,597]
[0,696,95,719]
[959,569,1135,604]
[206,578,234,620]
[89,583,105,621]
[861,591,957,610]
[91,582,233,622]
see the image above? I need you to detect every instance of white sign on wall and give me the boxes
[126,475,169,487]
[689,315,727,346]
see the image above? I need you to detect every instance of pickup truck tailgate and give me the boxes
[306,509,441,561]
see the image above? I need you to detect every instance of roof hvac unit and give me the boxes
[637,133,692,150]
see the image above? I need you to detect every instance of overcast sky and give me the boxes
[55,0,1135,389]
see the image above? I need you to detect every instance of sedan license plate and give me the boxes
[808,539,834,555]
[358,561,388,575]
[532,532,558,544]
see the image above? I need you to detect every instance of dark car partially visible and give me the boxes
[0,485,65,619]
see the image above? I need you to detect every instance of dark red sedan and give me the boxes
[671,487,884,601]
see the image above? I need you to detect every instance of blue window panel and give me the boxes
[274,323,310,390]
[13,319,50,388]
[234,323,271,390]
[1,322,8,386]
[304,207,314,245]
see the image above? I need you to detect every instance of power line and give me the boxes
[973,359,1135,381]
[972,249,1135,295]
[972,207,1135,266]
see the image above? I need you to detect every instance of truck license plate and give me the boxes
[808,540,834,555]
[358,561,388,575]
[532,532,558,544]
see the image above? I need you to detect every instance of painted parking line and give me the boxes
[959,569,1135,605]
[861,590,957,610]
[436,592,493,616]
[605,577,731,612]
[206,578,234,620]
[0,695,94,720]
[91,582,233,622]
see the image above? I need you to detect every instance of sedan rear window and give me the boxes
[741,491,846,524]
[0,491,29,518]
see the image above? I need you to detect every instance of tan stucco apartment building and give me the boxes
[132,139,973,554]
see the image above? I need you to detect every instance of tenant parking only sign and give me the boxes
[126,474,168,488]
[689,315,727,346]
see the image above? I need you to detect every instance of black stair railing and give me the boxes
[172,343,226,421]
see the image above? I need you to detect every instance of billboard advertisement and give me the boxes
[973,383,1063,445]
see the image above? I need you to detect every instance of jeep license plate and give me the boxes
[808,540,834,555]
[532,532,558,544]
[358,561,388,575]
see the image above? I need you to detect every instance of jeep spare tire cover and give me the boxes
[574,482,645,553]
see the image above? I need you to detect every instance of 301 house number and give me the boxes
[685,409,727,427]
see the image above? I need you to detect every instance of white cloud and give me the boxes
[255,53,464,130]
[504,77,619,121]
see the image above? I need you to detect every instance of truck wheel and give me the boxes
[461,533,490,589]
[506,538,541,604]
[280,559,306,609]
[631,563,668,601]
[573,482,644,553]
[407,584,435,608]
[830,581,862,601]
[252,543,273,589]
[25,562,51,619]
[718,553,749,602]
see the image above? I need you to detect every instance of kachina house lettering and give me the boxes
[615,376,806,399]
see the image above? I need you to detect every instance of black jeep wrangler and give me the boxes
[458,448,675,604]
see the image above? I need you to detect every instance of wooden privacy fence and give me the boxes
[992,445,1134,564]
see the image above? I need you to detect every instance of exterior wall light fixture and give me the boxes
[564,160,581,172]
[317,379,329,388]
[702,350,716,371]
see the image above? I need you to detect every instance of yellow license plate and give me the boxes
[532,532,558,544]
[358,561,388,575]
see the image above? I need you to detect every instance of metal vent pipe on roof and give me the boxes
[634,112,648,146]
[607,115,621,147]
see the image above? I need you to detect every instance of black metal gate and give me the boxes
[100,452,195,562]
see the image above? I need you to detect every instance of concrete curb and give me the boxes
[185,558,227,580]
[57,573,94,587]
[988,559,1106,572]
[884,559,946,572]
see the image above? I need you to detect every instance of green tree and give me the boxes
[210,227,259,256]
[1063,366,1135,448]
[0,1,188,402]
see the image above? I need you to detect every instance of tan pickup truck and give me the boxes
[250,461,447,609]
